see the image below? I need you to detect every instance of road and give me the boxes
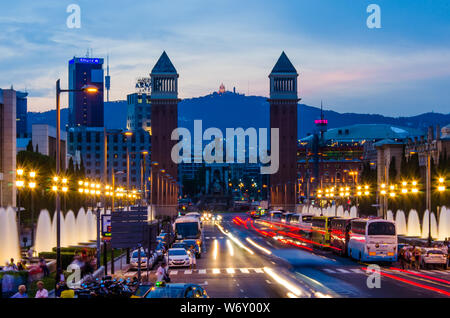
[122,213,450,298]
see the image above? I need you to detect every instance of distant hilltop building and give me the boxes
[212,83,243,97]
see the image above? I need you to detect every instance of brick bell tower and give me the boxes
[269,52,299,211]
[150,51,179,217]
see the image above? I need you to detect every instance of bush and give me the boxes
[38,252,75,270]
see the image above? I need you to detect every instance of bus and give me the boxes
[173,216,202,248]
[348,219,397,262]
[268,210,283,223]
[288,213,314,235]
[329,217,355,256]
[311,216,336,248]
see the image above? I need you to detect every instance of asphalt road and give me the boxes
[123,212,450,298]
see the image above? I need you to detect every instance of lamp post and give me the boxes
[28,171,36,246]
[15,169,25,231]
[149,162,159,220]
[55,80,98,285]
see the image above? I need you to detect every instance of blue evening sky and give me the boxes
[0,0,449,115]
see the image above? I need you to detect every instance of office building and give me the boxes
[68,57,104,127]
[0,88,17,207]
[127,92,151,132]
[16,90,28,137]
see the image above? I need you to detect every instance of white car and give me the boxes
[420,248,448,269]
[165,248,192,268]
[130,249,157,269]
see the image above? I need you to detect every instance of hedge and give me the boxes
[38,252,75,270]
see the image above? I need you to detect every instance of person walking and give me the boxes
[35,281,48,298]
[156,261,169,283]
[189,246,197,270]
[399,248,406,269]
[11,285,27,298]
[39,257,49,277]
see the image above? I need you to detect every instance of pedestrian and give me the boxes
[35,281,48,298]
[399,248,406,269]
[27,247,34,259]
[413,246,421,270]
[10,285,27,298]
[39,257,49,277]
[8,258,18,271]
[156,261,169,283]
[189,246,196,269]
[17,260,26,271]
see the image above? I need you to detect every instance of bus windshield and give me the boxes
[175,222,199,239]
[368,222,395,236]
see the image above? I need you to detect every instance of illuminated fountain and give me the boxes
[407,209,421,237]
[386,210,394,222]
[34,209,53,254]
[0,207,21,265]
[34,207,97,253]
[395,210,407,235]
[421,210,438,239]
[349,206,358,218]
[336,206,344,217]
[438,206,449,240]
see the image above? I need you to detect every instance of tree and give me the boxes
[68,157,75,175]
[26,140,34,152]
[389,156,397,182]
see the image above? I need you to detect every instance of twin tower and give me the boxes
[150,51,299,215]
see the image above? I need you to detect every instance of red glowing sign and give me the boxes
[315,119,328,124]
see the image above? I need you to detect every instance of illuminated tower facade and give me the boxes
[149,51,179,216]
[269,52,299,211]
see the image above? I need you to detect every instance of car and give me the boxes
[420,248,448,269]
[182,239,201,258]
[155,242,165,259]
[165,248,192,267]
[130,249,157,269]
[172,242,188,250]
[143,282,208,298]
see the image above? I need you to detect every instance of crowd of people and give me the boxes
[398,241,450,270]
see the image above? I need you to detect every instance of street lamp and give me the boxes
[55,80,98,286]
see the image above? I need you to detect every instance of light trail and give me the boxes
[217,223,254,255]
[361,267,450,297]
[389,267,450,285]
[246,237,272,255]
[212,239,218,260]
[226,239,234,256]
[263,267,303,297]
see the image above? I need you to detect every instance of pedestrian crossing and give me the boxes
[123,267,266,277]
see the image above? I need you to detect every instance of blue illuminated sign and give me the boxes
[69,58,102,64]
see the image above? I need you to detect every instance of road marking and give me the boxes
[219,236,225,239]
[266,280,272,284]
[226,268,235,274]
[198,269,207,274]
[184,270,192,274]
[240,268,249,273]
[323,269,336,274]
[170,270,178,275]
[350,268,364,274]
[253,268,264,273]
[212,268,221,274]
[205,237,210,239]
[337,269,350,273]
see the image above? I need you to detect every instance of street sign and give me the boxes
[101,214,111,237]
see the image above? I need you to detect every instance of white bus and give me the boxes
[348,218,397,263]
[173,216,202,242]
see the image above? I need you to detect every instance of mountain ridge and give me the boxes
[27,92,450,138]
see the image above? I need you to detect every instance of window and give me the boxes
[368,222,395,236]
